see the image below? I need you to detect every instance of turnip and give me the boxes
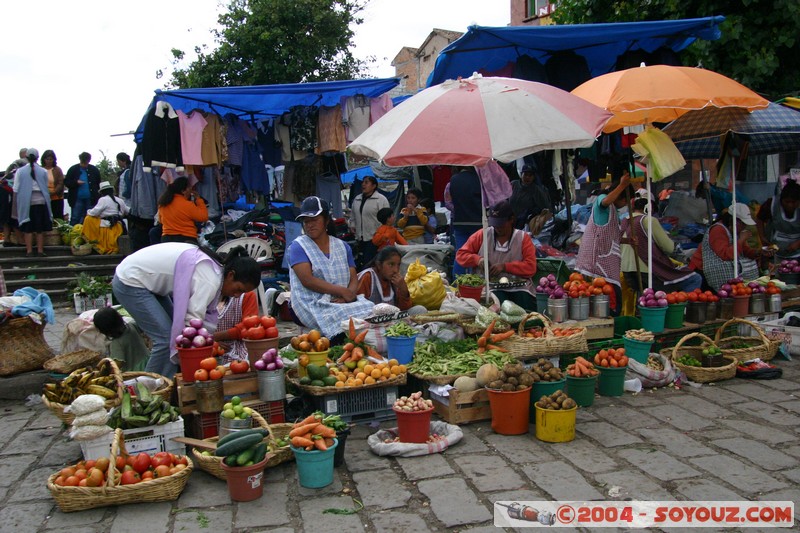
[189,318,204,329]
[254,359,267,371]
[265,348,277,358]
[721,284,732,292]
[539,277,549,287]
[191,335,207,348]
[206,335,214,345]
[197,327,210,338]
[182,326,197,338]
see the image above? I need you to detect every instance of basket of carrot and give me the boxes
[498,312,588,359]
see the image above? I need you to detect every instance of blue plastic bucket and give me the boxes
[386,335,417,364]
[638,306,667,333]
[623,337,653,365]
[291,438,338,489]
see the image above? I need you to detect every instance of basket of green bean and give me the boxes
[407,339,517,385]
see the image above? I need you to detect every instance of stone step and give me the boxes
[3,263,116,281]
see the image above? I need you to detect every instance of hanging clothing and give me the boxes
[256,120,282,167]
[225,116,256,166]
[288,106,318,152]
[343,95,371,142]
[315,172,343,218]
[288,235,374,337]
[240,140,270,196]
[275,113,309,162]
[176,110,207,165]
[575,195,622,287]
[200,113,225,166]
[369,94,393,125]
[142,101,183,171]
[316,104,347,154]
[195,167,221,220]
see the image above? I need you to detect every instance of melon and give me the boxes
[475,364,501,387]
[453,376,478,392]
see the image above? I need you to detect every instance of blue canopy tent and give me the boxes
[427,17,725,87]
[135,77,401,142]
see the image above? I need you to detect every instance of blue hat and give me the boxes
[296,196,330,220]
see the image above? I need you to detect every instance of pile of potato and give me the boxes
[535,390,577,410]
[530,358,564,382]
[484,362,535,392]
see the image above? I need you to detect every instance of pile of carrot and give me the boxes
[566,356,599,377]
[288,413,337,451]
[476,319,513,353]
[337,318,383,364]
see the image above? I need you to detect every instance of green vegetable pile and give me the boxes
[385,322,417,337]
[701,346,723,356]
[454,274,486,287]
[677,354,702,367]
[408,339,516,377]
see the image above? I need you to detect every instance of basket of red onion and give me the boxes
[176,319,216,382]
[256,348,286,402]
[637,288,668,333]
[777,259,800,285]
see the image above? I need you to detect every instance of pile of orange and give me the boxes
[332,359,407,388]
[562,273,613,297]
[681,288,720,303]
[766,281,781,295]
[728,282,752,297]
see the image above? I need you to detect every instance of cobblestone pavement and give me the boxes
[1,308,797,531]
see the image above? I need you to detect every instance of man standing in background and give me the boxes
[65,152,101,225]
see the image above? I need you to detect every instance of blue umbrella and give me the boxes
[664,102,800,158]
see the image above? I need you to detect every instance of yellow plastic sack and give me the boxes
[405,259,446,310]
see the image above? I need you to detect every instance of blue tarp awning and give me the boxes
[136,77,401,141]
[428,17,725,86]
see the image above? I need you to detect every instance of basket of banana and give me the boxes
[42,358,123,425]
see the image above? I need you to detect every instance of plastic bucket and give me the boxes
[732,295,750,318]
[386,335,417,365]
[244,337,279,369]
[623,337,653,365]
[177,345,214,382]
[298,350,329,378]
[638,306,667,333]
[221,456,269,502]
[487,387,531,435]
[530,379,566,422]
[291,439,338,489]
[664,303,687,329]
[719,298,734,319]
[535,293,549,313]
[534,405,577,443]
[393,408,433,443]
[258,369,286,402]
[590,295,610,318]
[457,285,484,301]
[333,429,350,468]
[219,415,252,439]
[565,375,596,407]
[597,366,627,397]
[195,379,224,413]
[547,299,568,323]
[749,294,766,314]
[686,301,707,324]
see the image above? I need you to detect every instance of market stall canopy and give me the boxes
[135,77,400,140]
[427,17,725,87]
[663,102,800,159]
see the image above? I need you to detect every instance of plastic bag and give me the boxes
[499,300,526,324]
[71,409,109,427]
[69,423,113,441]
[475,306,501,329]
[625,353,675,388]
[405,259,446,310]
[439,292,482,317]
[64,394,106,416]
[367,421,463,457]
[414,322,464,344]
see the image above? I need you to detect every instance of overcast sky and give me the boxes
[0,0,508,170]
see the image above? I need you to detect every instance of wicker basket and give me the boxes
[458,317,511,336]
[121,372,174,402]
[191,410,291,480]
[43,350,102,375]
[713,318,781,362]
[43,230,62,247]
[409,372,474,385]
[0,316,54,376]
[498,312,588,359]
[42,358,123,425]
[71,243,93,256]
[410,311,461,324]
[661,332,737,383]
[48,428,192,512]
[286,368,406,396]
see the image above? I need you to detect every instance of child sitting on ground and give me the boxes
[372,207,408,250]
[92,307,149,371]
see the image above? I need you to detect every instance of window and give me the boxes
[527,0,551,18]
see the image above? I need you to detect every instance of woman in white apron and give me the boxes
[288,196,374,341]
[357,246,414,310]
[756,180,800,260]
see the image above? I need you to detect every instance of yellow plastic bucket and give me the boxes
[534,405,576,443]
[298,350,329,378]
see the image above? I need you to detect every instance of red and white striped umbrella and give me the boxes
[349,74,612,167]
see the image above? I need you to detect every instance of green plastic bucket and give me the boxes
[622,337,653,365]
[638,306,667,333]
[597,366,627,397]
[565,375,596,407]
[535,293,549,313]
[291,438,338,489]
[530,379,566,422]
[664,303,687,329]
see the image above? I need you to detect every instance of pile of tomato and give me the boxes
[193,357,249,382]
[563,273,612,298]
[237,315,279,340]
[666,288,719,304]
[51,452,189,487]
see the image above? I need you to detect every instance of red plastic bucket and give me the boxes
[732,295,750,318]
[457,285,484,301]
[177,345,214,382]
[487,387,531,435]
[393,408,433,443]
[221,456,268,502]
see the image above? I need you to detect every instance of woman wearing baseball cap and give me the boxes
[287,196,374,341]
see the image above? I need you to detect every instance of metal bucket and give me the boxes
[590,295,609,318]
[769,294,782,313]
[749,294,766,314]
[195,379,224,413]
[219,415,253,439]
[258,369,286,402]
[719,298,734,320]
[706,301,718,320]
[568,297,590,321]
[547,299,568,323]
[685,301,707,324]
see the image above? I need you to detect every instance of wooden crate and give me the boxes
[431,388,491,425]
[569,317,614,340]
[175,372,259,415]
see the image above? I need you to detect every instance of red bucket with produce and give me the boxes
[175,319,216,382]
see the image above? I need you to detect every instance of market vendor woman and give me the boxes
[357,246,413,310]
[288,196,374,342]
[455,200,537,310]
[756,180,800,260]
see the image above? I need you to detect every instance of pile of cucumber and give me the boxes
[214,428,270,467]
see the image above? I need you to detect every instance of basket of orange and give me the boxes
[498,312,588,359]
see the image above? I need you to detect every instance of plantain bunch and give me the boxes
[42,359,118,404]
